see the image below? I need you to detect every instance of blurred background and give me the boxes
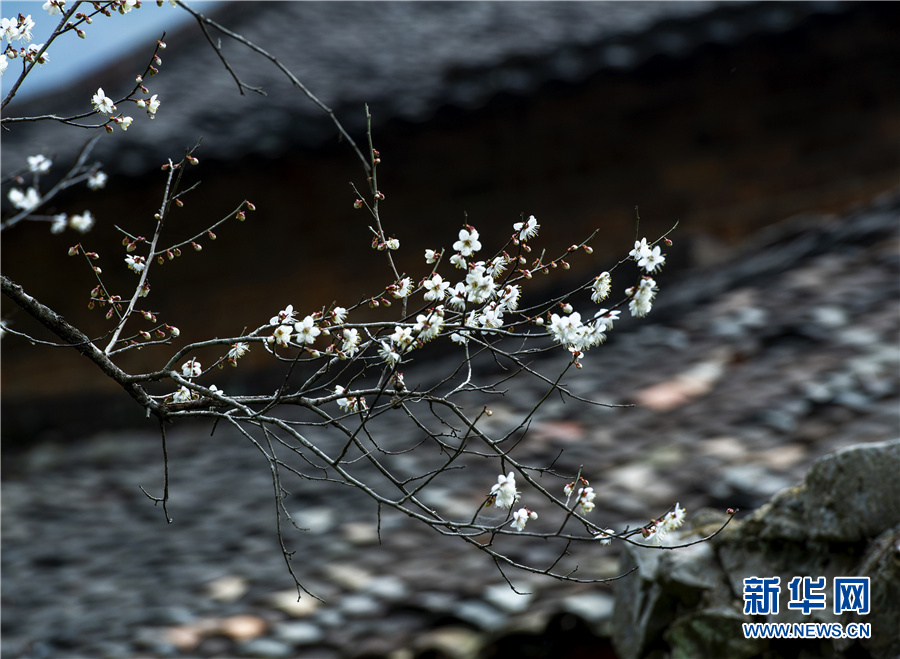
[2,2,898,658]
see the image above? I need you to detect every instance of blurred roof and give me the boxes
[3,1,852,175]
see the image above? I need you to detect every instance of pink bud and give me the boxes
[245,201,256,211]
[236,211,245,221]
[374,191,385,201]
[353,199,363,209]
[68,245,79,256]
[191,242,202,252]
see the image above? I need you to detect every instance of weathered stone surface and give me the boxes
[613,439,900,659]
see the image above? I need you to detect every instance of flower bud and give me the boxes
[137,99,147,108]
[168,326,180,337]
[139,331,151,340]
[136,75,143,83]
[173,248,181,257]
[105,125,114,134]
[207,230,216,240]
[245,200,256,211]
[191,242,202,251]
[583,245,593,254]
[175,199,183,207]
[154,55,162,66]
[561,260,570,270]
[236,211,245,221]
[562,303,573,314]
[76,28,85,38]
[106,308,114,319]
[158,40,167,49]
[126,242,136,252]
[353,199,363,209]
[187,155,199,165]
[68,245,79,256]
[664,237,673,246]
[93,266,102,273]
[374,191,385,201]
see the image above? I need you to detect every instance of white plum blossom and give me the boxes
[513,215,539,242]
[593,308,620,332]
[661,503,686,533]
[638,244,666,273]
[68,211,94,233]
[0,54,8,75]
[576,487,596,514]
[385,237,400,250]
[629,237,651,261]
[172,386,193,403]
[643,503,687,545]
[628,277,657,318]
[453,227,481,257]
[116,116,134,131]
[181,358,202,378]
[8,187,40,211]
[120,0,139,13]
[26,43,48,65]
[447,282,467,311]
[269,305,296,326]
[340,328,361,357]
[124,255,146,273]
[27,154,52,174]
[91,87,116,115]
[594,528,615,545]
[390,325,415,351]
[272,324,292,347]
[511,508,538,532]
[490,472,520,509]
[423,273,449,301]
[43,1,65,16]
[1,18,20,41]
[478,303,504,329]
[449,253,466,269]
[413,309,444,342]
[390,276,413,299]
[449,330,469,345]
[87,171,108,190]
[548,312,583,346]
[2,15,34,42]
[591,272,612,303]
[146,94,161,116]
[331,306,348,324]
[334,385,366,413]
[50,213,67,234]
[424,248,440,264]
[293,315,321,344]
[487,254,510,279]
[464,265,495,304]
[378,340,400,365]
[498,284,520,312]
[227,342,249,362]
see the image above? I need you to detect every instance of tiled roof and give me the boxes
[3,1,850,175]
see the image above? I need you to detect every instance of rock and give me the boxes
[612,439,900,659]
